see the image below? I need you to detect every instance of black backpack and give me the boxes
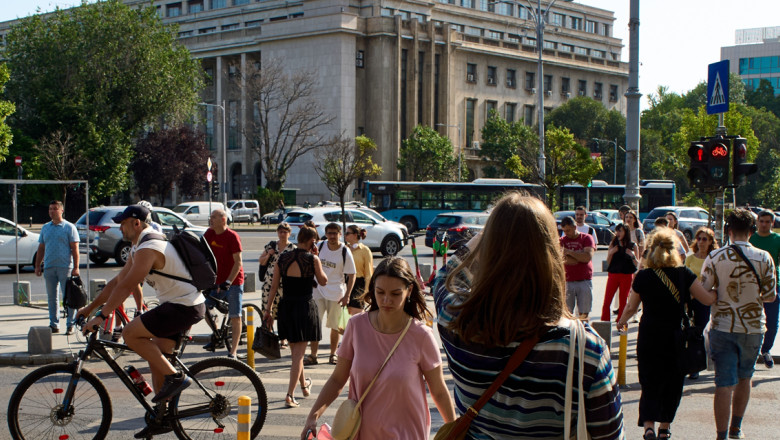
[139,227,218,291]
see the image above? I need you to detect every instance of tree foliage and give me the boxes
[131,126,211,203]
[399,125,465,181]
[315,134,382,233]
[238,61,335,191]
[543,126,602,210]
[32,131,92,207]
[0,63,13,162]
[4,0,203,201]
[479,110,537,178]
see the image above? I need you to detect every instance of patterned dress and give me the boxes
[261,241,296,318]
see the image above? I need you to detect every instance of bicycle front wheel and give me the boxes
[7,363,112,440]
[171,357,267,439]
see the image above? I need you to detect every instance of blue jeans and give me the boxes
[762,296,779,354]
[44,267,76,329]
[709,329,763,387]
[205,284,244,318]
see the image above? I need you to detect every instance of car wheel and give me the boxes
[115,242,131,266]
[683,229,693,244]
[400,216,418,233]
[380,235,402,257]
[252,214,259,223]
[89,254,109,265]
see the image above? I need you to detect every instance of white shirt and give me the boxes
[315,241,356,301]
[133,228,205,307]
[576,224,598,245]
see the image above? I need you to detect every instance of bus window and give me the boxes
[421,191,442,209]
[443,191,468,210]
[394,190,419,209]
[470,193,492,210]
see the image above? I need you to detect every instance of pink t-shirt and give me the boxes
[336,312,441,440]
[560,232,595,282]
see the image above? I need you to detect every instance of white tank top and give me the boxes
[133,229,205,306]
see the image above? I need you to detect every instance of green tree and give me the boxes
[399,125,465,181]
[0,63,13,162]
[746,79,780,117]
[543,126,602,210]
[314,134,382,234]
[4,0,203,201]
[479,110,537,178]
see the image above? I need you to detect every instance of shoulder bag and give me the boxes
[63,275,88,309]
[730,244,762,284]
[252,323,281,359]
[653,269,707,375]
[564,318,591,439]
[258,240,277,280]
[331,317,413,440]
[434,334,540,440]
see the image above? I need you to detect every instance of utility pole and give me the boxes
[623,0,642,212]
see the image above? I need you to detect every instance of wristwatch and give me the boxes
[98,312,110,321]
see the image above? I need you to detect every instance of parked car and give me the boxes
[172,201,232,226]
[357,207,411,233]
[0,217,39,270]
[642,206,711,242]
[553,211,616,246]
[596,209,622,225]
[76,206,207,266]
[260,206,301,224]
[424,212,489,250]
[227,199,261,223]
[283,207,408,256]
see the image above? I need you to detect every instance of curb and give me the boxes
[0,352,74,366]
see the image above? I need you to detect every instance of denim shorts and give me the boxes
[709,329,763,387]
[205,284,244,318]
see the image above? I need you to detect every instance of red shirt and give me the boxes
[560,232,595,282]
[205,228,244,286]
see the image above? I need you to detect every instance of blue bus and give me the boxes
[559,180,676,219]
[362,179,544,232]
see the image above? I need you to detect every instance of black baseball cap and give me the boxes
[112,205,150,223]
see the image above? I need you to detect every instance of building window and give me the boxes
[525,71,535,90]
[210,0,226,8]
[544,75,552,93]
[222,23,239,31]
[465,27,482,36]
[594,82,603,100]
[585,20,596,33]
[569,16,582,30]
[466,99,476,146]
[506,103,516,122]
[551,13,564,26]
[478,0,489,11]
[543,40,556,50]
[189,0,203,13]
[592,50,605,58]
[167,3,182,17]
[524,105,535,126]
[497,3,512,16]
[487,30,502,40]
[204,106,215,150]
[600,23,610,36]
[506,69,516,88]
[204,67,214,86]
[487,66,497,86]
[466,63,477,83]
[228,100,239,150]
[561,77,570,94]
[462,0,475,9]
[234,0,250,4]
[198,27,216,34]
[578,80,587,96]
[245,19,263,27]
[559,44,573,52]
[486,100,498,119]
[526,37,536,47]
[356,50,364,68]
[381,8,394,16]
[518,6,528,19]
[574,46,588,56]
[609,84,619,102]
[178,30,193,37]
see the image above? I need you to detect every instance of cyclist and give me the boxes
[78,204,205,438]
[203,209,245,359]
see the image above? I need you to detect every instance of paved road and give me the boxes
[1,230,779,438]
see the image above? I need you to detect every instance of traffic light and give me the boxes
[687,140,709,188]
[731,136,758,187]
[707,136,730,187]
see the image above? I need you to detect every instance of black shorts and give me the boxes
[348,277,367,309]
[140,302,205,342]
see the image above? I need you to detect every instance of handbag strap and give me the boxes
[444,334,540,438]
[654,269,694,330]
[355,317,413,409]
[730,244,761,284]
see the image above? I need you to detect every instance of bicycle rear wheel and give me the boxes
[171,357,267,439]
[7,363,112,440]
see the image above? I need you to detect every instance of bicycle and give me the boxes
[73,297,160,359]
[202,290,262,354]
[8,317,268,440]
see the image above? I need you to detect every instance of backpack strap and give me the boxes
[137,232,192,283]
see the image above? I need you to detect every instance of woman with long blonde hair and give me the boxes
[434,192,625,438]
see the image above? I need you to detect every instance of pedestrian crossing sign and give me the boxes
[707,60,729,115]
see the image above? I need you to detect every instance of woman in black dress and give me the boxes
[617,228,716,440]
[264,225,328,408]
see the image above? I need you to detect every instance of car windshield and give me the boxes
[156,211,186,227]
[430,215,460,227]
[172,206,188,213]
[76,210,109,225]
[285,212,313,223]
[360,209,386,222]
[554,212,574,220]
[644,208,671,220]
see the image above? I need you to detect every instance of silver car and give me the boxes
[642,206,711,242]
[76,206,206,266]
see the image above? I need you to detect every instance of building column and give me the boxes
[216,55,225,194]
[410,20,419,131]
[240,52,248,172]
[427,21,436,127]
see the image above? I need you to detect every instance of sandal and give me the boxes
[303,354,318,366]
[658,428,671,439]
[280,340,289,349]
[285,394,299,408]
[329,354,338,365]
[643,428,657,440]
[301,377,312,397]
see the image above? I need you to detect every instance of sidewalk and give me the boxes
[0,289,265,366]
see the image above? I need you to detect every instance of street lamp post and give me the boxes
[436,123,462,181]
[199,101,228,207]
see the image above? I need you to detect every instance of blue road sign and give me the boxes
[707,60,729,115]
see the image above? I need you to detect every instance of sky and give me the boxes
[2,0,779,109]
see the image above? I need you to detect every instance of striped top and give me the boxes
[433,248,625,439]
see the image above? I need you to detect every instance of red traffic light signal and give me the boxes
[687,141,709,188]
[732,136,757,187]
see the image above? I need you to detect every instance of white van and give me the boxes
[173,202,233,226]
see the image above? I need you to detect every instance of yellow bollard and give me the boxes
[237,395,251,440]
[618,326,628,386]
[247,307,255,369]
